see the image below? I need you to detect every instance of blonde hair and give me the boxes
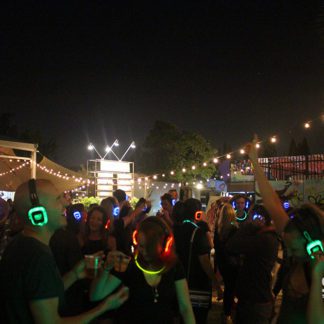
[217,203,237,239]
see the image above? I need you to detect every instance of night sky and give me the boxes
[1,1,323,168]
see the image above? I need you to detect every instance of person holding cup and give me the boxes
[0,179,129,323]
[90,216,195,324]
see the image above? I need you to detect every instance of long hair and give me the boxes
[136,217,177,273]
[284,204,324,241]
[100,196,118,232]
[217,203,237,240]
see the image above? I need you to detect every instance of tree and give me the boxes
[288,137,310,156]
[259,141,277,158]
[298,137,310,155]
[288,138,298,156]
[136,120,217,183]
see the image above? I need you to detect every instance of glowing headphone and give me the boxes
[27,179,48,226]
[194,211,204,221]
[113,205,120,217]
[252,213,264,221]
[291,210,324,259]
[283,201,290,210]
[231,195,251,222]
[73,211,82,221]
[231,198,251,211]
[132,217,174,256]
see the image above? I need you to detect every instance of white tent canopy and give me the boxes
[0,140,87,193]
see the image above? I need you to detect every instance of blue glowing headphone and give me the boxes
[252,213,264,221]
[113,205,120,217]
[73,211,82,221]
[231,198,251,211]
[28,179,48,226]
[230,195,251,222]
[283,201,290,210]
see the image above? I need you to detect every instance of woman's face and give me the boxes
[161,200,172,213]
[89,210,104,233]
[137,231,162,263]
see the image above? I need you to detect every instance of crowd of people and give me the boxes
[0,137,323,323]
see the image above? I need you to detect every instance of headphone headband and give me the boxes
[132,216,173,255]
[29,179,39,206]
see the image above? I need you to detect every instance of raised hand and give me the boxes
[245,134,259,163]
[105,250,131,272]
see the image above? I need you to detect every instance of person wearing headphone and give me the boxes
[245,136,324,324]
[90,216,195,324]
[173,198,222,324]
[226,204,279,323]
[0,179,129,323]
[230,194,252,224]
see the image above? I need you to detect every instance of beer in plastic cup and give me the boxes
[84,254,101,278]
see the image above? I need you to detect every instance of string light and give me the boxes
[270,136,277,143]
[132,114,321,184]
[0,161,30,176]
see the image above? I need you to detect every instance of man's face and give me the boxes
[41,184,69,231]
[236,198,246,211]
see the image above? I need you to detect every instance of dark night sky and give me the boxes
[1,1,323,168]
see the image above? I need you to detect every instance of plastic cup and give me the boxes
[84,254,101,279]
[113,254,131,272]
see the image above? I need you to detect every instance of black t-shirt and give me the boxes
[113,218,133,256]
[173,221,211,291]
[214,225,239,270]
[0,233,65,323]
[50,227,83,275]
[82,238,109,256]
[50,228,88,316]
[111,259,185,323]
[226,224,279,303]
[196,220,210,234]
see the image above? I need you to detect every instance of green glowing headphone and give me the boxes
[292,209,323,259]
[28,179,48,226]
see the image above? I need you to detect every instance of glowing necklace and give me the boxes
[134,253,165,275]
[235,210,248,222]
[183,219,199,227]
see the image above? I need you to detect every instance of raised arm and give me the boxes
[246,136,289,233]
[308,255,324,324]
